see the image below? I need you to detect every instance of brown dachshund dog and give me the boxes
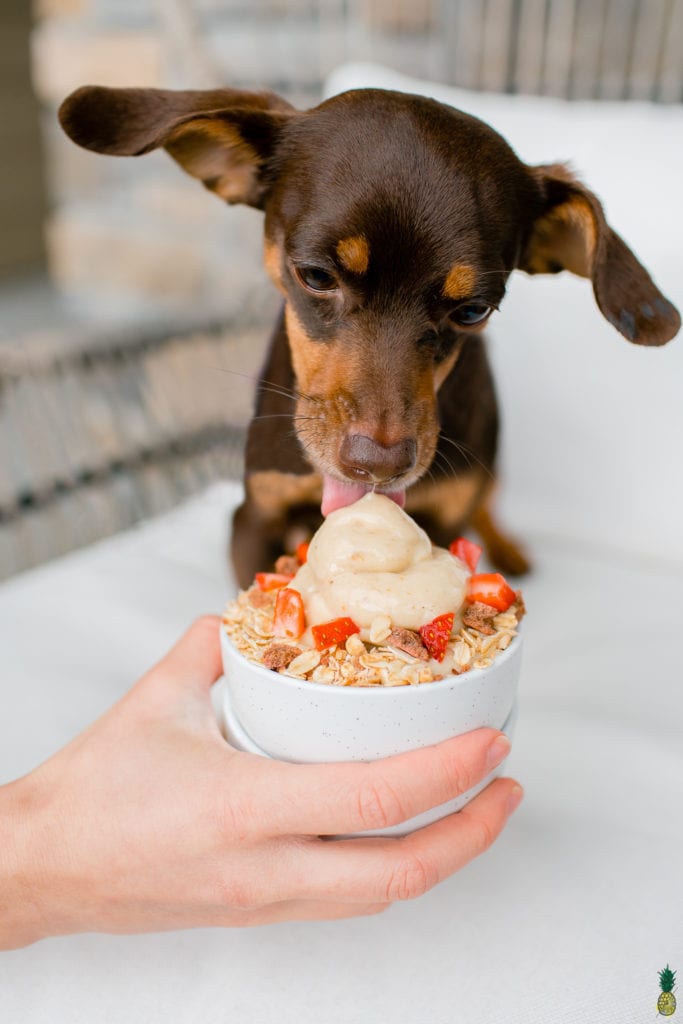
[59,85,680,587]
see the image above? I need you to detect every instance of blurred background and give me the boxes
[2,0,683,580]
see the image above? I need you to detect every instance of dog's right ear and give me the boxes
[520,163,680,346]
[58,86,298,208]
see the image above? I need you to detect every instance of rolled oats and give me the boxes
[368,614,392,644]
[345,633,366,657]
[286,648,321,676]
[223,583,520,688]
[493,611,517,631]
[452,641,472,668]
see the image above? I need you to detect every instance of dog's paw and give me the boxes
[485,535,532,577]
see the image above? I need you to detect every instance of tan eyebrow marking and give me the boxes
[443,264,477,300]
[336,235,370,275]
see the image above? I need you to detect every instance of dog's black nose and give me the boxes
[339,434,416,483]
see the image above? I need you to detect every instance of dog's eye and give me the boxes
[450,302,492,327]
[296,266,338,292]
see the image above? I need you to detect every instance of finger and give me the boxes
[236,727,512,837]
[221,899,391,927]
[272,777,522,905]
[143,615,223,696]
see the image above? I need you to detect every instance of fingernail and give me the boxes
[507,784,524,815]
[486,734,511,770]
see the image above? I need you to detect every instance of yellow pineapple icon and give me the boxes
[658,965,677,1016]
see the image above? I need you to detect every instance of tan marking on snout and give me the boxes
[336,235,370,275]
[433,338,466,392]
[443,264,477,300]
[406,472,484,530]
[285,304,331,395]
[247,470,322,519]
[285,303,441,485]
[285,303,365,413]
[264,237,285,294]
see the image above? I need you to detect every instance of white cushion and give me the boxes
[325,65,683,564]
[1,481,682,1023]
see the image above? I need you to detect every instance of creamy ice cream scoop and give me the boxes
[290,492,469,633]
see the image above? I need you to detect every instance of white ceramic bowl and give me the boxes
[218,626,523,836]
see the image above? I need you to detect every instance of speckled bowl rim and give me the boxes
[219,620,522,696]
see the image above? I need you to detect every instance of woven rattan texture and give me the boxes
[0,318,267,579]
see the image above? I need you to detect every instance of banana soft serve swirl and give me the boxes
[290,493,469,638]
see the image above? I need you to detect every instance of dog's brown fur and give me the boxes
[59,85,680,587]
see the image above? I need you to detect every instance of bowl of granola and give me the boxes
[220,493,523,830]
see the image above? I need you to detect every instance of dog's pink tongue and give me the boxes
[321,475,406,517]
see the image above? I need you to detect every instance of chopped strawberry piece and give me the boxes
[272,588,305,639]
[311,617,360,651]
[255,572,294,592]
[418,612,455,662]
[296,541,310,565]
[466,573,516,612]
[449,536,483,573]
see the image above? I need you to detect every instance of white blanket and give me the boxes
[1,481,681,1024]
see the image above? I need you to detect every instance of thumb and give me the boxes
[145,615,223,696]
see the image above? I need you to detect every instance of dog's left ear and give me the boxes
[58,86,298,209]
[520,163,680,346]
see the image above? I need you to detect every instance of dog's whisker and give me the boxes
[433,447,455,472]
[250,413,296,422]
[212,370,298,404]
[432,448,460,479]
[422,463,439,487]
[259,377,324,406]
[469,267,516,277]
[436,434,470,472]
[250,413,320,423]
[439,433,494,480]
[257,374,324,407]
[210,365,324,407]
[441,265,517,279]
[209,365,260,382]
[257,383,305,403]
[210,365,285,393]
[290,435,323,461]
[439,436,476,471]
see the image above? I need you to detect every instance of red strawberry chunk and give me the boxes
[273,588,305,639]
[296,541,310,564]
[311,617,360,651]
[448,536,483,573]
[418,612,455,662]
[466,573,516,612]
[255,572,294,592]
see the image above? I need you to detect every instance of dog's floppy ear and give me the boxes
[58,86,297,208]
[520,163,680,346]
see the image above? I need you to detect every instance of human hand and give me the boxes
[0,617,523,949]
